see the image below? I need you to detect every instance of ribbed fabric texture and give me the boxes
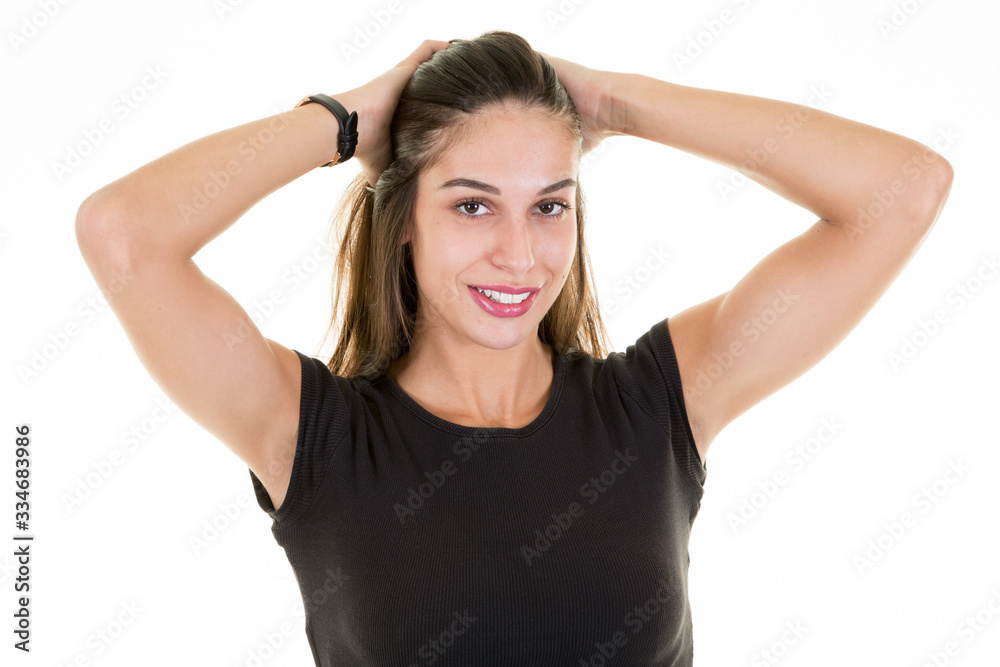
[249,317,707,666]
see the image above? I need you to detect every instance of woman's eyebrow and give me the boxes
[438,178,577,196]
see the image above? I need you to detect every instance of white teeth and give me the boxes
[475,287,531,304]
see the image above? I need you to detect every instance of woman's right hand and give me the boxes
[333,39,452,187]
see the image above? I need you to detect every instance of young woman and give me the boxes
[75,30,952,666]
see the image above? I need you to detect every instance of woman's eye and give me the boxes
[455,199,487,218]
[539,201,570,216]
[453,199,572,219]
[458,200,488,217]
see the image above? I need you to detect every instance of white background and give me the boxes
[3,0,999,665]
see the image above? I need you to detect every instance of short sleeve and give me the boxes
[610,317,707,489]
[248,349,352,528]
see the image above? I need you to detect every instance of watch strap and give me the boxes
[295,93,358,166]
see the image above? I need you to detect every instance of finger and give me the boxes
[537,51,568,79]
[396,39,451,68]
[537,51,561,66]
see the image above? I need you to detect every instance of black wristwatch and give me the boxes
[294,93,358,166]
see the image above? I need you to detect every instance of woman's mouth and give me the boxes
[468,285,540,317]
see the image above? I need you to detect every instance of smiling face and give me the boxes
[403,102,581,354]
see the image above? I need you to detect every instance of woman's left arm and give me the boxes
[612,73,952,232]
[548,58,954,462]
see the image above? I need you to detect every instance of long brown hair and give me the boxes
[320,29,611,379]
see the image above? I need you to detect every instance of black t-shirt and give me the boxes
[249,317,707,666]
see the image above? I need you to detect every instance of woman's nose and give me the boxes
[489,216,534,274]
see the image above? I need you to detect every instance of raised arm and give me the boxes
[75,39,451,510]
[544,57,954,462]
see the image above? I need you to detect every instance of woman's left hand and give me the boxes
[538,51,627,155]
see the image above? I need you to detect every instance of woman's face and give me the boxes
[405,104,581,353]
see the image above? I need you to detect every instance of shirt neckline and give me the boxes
[379,351,566,437]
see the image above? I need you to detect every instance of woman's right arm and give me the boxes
[75,40,449,510]
[75,101,345,511]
